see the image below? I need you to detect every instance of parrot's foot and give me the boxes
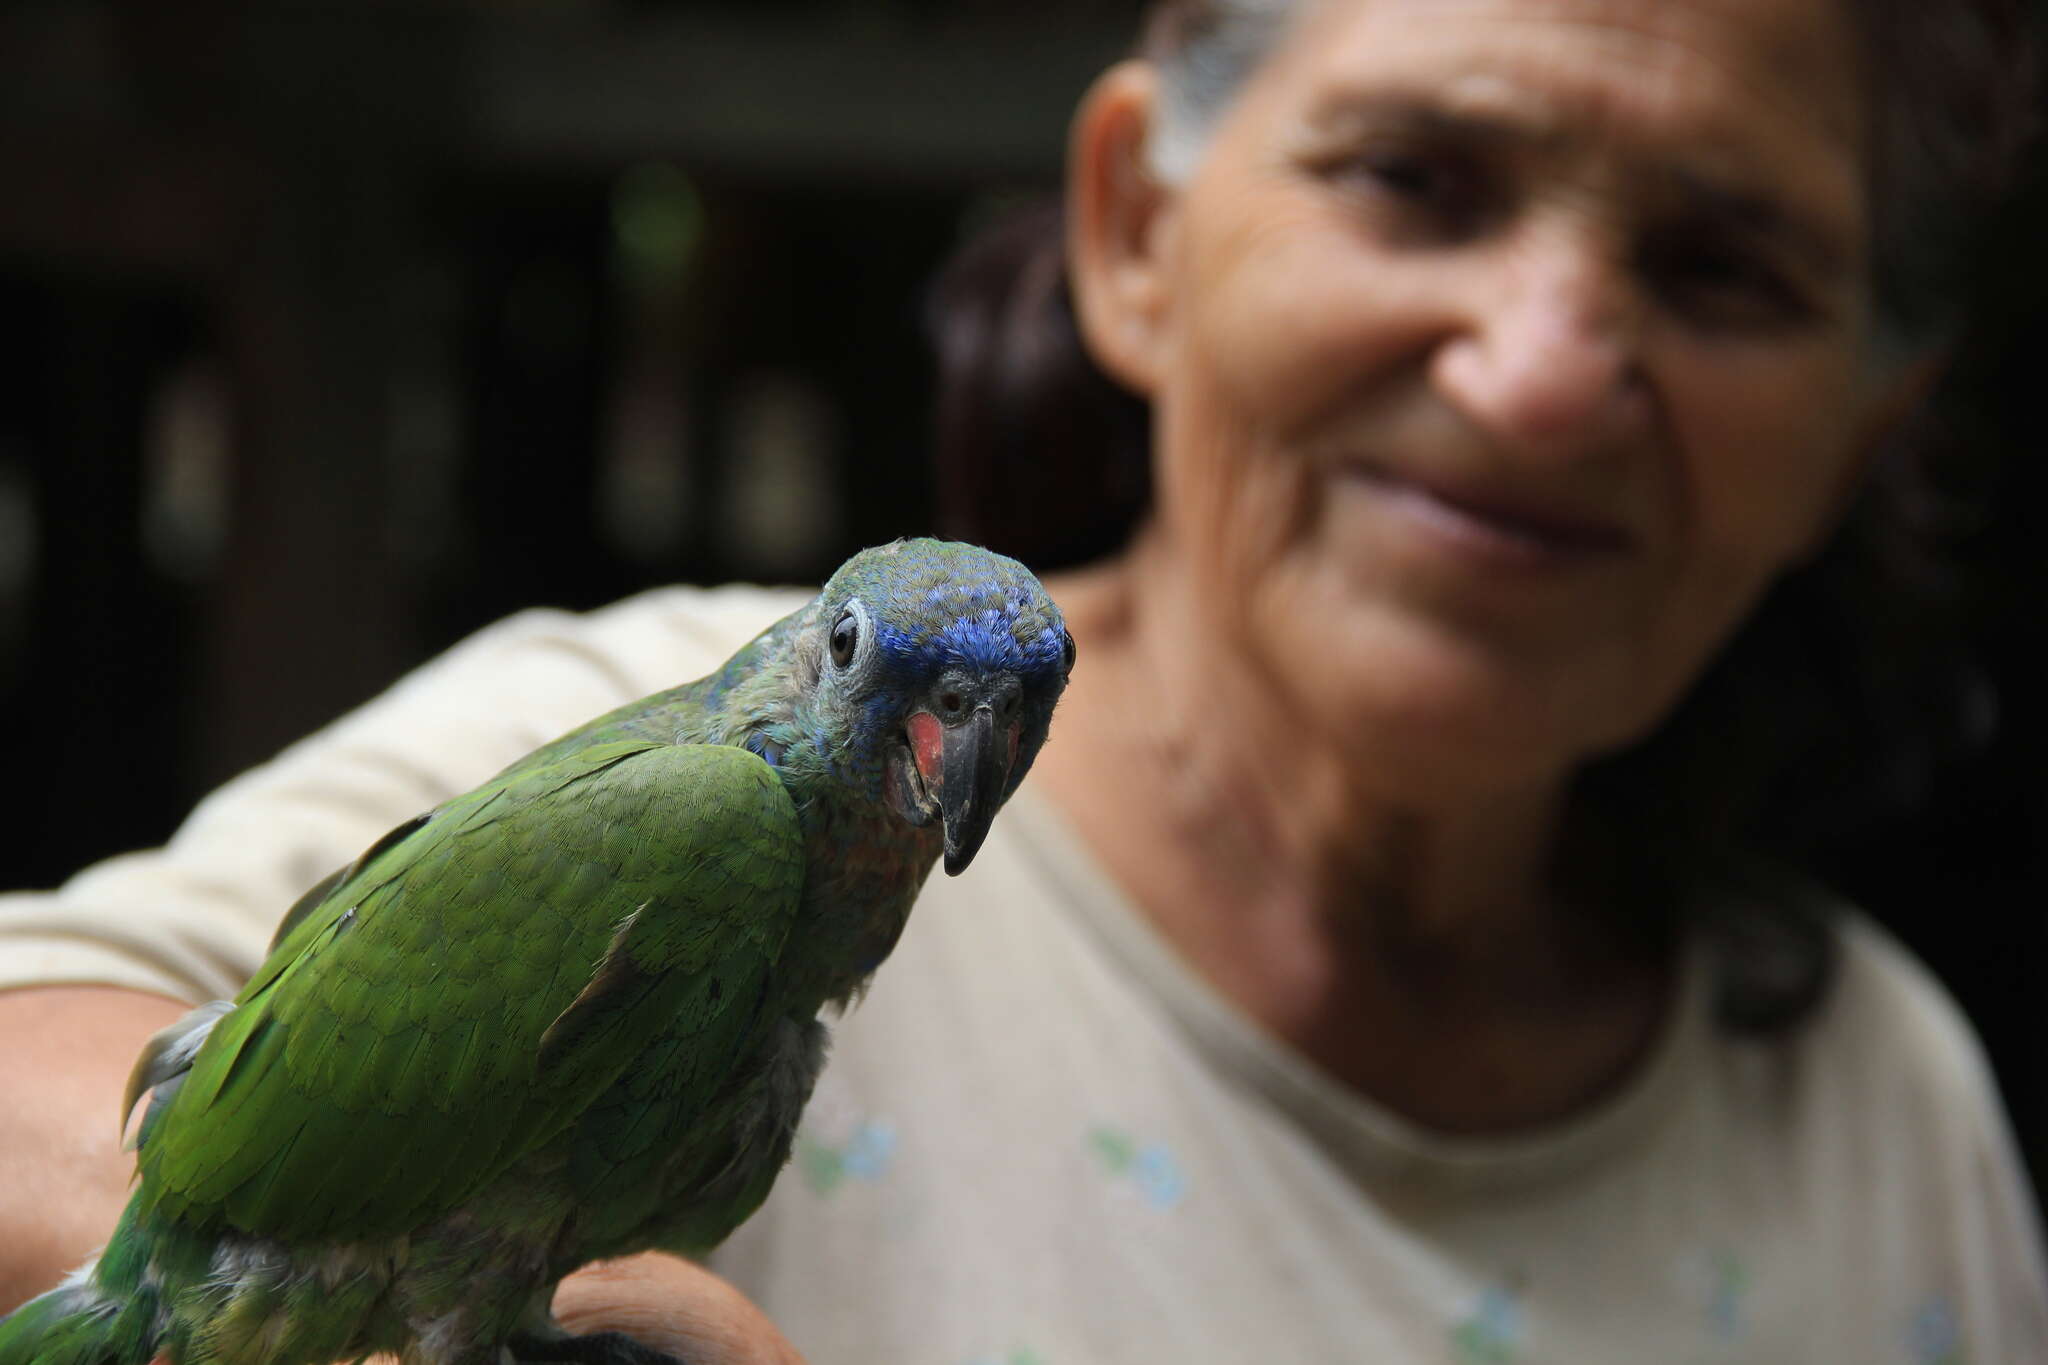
[509,1329,690,1365]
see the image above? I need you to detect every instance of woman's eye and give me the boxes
[1648,238,1810,328]
[1363,152,1455,200]
[1342,147,1491,236]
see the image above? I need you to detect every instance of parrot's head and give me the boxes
[800,538,1072,875]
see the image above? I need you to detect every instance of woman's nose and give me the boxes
[1431,227,1653,462]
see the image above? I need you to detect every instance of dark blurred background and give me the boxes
[2,1,2044,1204]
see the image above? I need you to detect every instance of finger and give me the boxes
[553,1254,805,1365]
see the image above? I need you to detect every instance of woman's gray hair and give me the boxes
[1140,0,1299,182]
[1137,0,2038,350]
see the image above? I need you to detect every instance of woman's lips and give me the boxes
[1340,462,1635,569]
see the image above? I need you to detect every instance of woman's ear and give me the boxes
[1067,61,1178,398]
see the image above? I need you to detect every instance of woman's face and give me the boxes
[1113,0,1899,797]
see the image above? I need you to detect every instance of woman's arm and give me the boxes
[0,986,188,1310]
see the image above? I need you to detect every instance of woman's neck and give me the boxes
[1032,543,1672,1133]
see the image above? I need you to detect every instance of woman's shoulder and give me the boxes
[1693,859,2023,1180]
[1714,877,2048,1345]
[1818,907,2009,1119]
[1699,860,1997,1097]
[434,582,813,698]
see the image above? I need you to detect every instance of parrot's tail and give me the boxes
[0,1258,159,1365]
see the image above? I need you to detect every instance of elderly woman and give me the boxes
[2,0,2043,1360]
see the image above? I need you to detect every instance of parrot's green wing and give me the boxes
[264,809,434,956]
[136,740,804,1242]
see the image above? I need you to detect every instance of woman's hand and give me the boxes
[250,1256,807,1365]
[547,1253,808,1364]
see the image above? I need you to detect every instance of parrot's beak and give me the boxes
[938,704,1008,876]
[905,692,1019,876]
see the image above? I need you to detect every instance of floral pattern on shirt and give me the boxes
[1909,1294,1969,1365]
[961,1349,1045,1365]
[795,1118,897,1197]
[1449,1280,1524,1363]
[1672,1247,1749,1341]
[1086,1125,1186,1209]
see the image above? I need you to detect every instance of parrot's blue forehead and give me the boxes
[874,587,1063,679]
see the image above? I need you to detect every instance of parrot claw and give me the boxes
[508,1330,691,1365]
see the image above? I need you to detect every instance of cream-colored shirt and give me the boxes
[4,586,2044,1363]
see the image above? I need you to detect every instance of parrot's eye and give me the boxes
[1060,630,1077,680]
[829,610,860,670]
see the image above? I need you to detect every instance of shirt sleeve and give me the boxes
[1839,918,2048,1360]
[1961,1081,2048,1360]
[0,585,802,1003]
